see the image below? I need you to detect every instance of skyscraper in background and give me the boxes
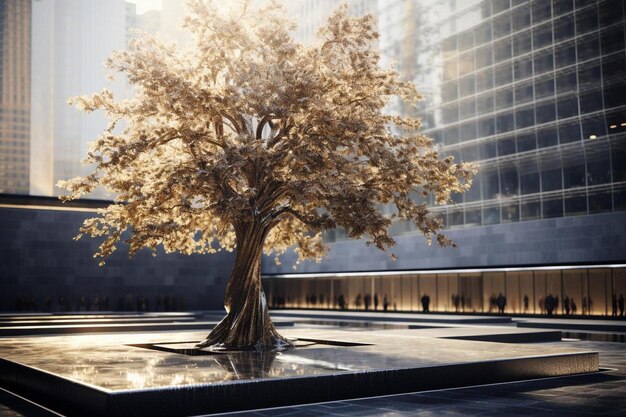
[282,0,377,44]
[262,0,626,316]
[377,0,626,233]
[30,0,128,198]
[0,0,30,194]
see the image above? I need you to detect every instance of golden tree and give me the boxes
[59,0,475,350]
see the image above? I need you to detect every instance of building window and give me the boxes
[516,107,535,128]
[555,44,576,68]
[575,6,598,36]
[513,29,532,55]
[493,13,511,38]
[553,0,574,16]
[483,169,500,199]
[498,136,516,156]
[517,132,537,152]
[564,196,587,216]
[543,198,563,218]
[521,201,541,220]
[577,35,600,62]
[554,15,575,42]
[494,38,512,62]
[501,202,519,222]
[535,77,555,99]
[520,172,540,195]
[588,191,612,213]
[512,4,531,32]
[496,90,514,109]
[537,126,558,148]
[495,63,513,86]
[534,50,554,74]
[480,140,498,159]
[514,57,534,81]
[532,0,552,24]
[558,119,581,143]
[542,167,563,192]
[483,206,500,225]
[563,162,586,189]
[496,112,515,133]
[557,96,579,120]
[500,166,519,196]
[581,116,607,139]
[533,23,553,49]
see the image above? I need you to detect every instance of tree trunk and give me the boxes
[196,221,292,351]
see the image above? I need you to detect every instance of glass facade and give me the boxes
[264,266,626,317]
[378,0,626,235]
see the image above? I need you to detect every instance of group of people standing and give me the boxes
[271,291,626,318]
[349,293,393,311]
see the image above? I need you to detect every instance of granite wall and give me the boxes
[262,212,626,275]
[3,205,625,312]
[0,206,234,312]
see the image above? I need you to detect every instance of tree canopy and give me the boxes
[59,0,476,267]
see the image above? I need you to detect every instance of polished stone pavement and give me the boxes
[1,342,623,417]
[0,313,624,416]
[218,339,626,417]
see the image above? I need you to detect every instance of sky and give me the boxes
[128,0,162,14]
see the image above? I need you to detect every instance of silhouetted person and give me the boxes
[545,294,555,316]
[421,294,430,312]
[564,296,571,316]
[460,294,466,312]
[364,294,371,310]
[383,294,389,311]
[355,293,362,309]
[619,294,625,317]
[612,294,618,317]
[571,299,577,315]
[93,296,101,311]
[338,294,346,310]
[311,294,317,306]
[497,293,506,314]
[452,294,460,312]
[523,294,529,313]
[374,294,379,310]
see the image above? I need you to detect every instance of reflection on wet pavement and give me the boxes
[0,328,595,391]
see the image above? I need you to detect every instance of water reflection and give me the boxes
[0,328,595,392]
[212,350,277,380]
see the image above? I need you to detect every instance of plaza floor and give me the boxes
[0,312,625,417]
[215,339,626,417]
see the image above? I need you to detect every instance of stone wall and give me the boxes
[262,212,626,275]
[0,206,234,312]
[3,204,624,312]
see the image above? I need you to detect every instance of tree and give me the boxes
[59,0,476,351]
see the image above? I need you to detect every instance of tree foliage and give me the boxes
[59,0,476,267]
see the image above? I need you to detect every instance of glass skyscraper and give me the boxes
[262,0,626,317]
[380,0,625,232]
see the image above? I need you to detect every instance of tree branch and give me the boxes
[255,115,274,140]
[270,206,334,230]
